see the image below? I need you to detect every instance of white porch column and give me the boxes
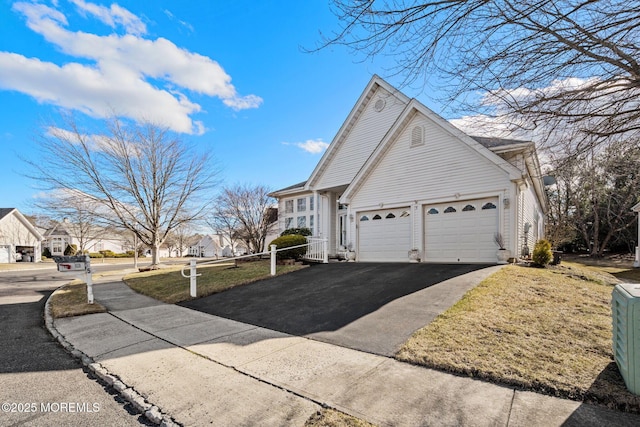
[327,192,337,256]
[313,190,319,237]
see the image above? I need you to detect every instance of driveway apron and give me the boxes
[180,263,502,356]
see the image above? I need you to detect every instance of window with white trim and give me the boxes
[297,198,306,212]
[309,196,314,211]
[285,200,293,213]
[297,216,307,228]
[285,217,294,229]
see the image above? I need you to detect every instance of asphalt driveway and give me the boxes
[180,262,499,356]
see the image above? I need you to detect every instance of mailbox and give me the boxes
[53,255,90,273]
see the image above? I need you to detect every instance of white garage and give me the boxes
[358,207,411,262]
[424,198,499,263]
[0,245,10,263]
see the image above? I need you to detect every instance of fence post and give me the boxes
[86,271,94,304]
[323,239,328,264]
[270,244,277,276]
[190,258,197,297]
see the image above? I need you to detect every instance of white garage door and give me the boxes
[358,207,412,262]
[424,198,498,263]
[0,245,10,263]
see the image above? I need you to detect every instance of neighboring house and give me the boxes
[189,234,247,258]
[271,75,548,263]
[43,219,129,256]
[0,208,43,263]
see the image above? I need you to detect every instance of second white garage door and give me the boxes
[424,198,498,263]
[358,207,411,262]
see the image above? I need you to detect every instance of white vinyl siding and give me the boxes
[316,87,408,189]
[520,182,544,256]
[350,114,510,206]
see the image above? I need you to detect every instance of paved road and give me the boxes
[0,266,150,426]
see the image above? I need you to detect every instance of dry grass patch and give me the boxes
[124,260,306,304]
[49,281,107,318]
[396,263,640,412]
[305,409,376,427]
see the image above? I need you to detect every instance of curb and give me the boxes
[44,285,181,427]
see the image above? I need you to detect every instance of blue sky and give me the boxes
[0,0,454,213]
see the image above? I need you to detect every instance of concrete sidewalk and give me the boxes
[50,277,640,426]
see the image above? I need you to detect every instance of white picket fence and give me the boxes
[181,238,328,297]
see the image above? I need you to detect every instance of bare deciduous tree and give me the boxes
[165,223,198,257]
[547,140,640,256]
[33,189,108,254]
[212,184,276,254]
[321,1,640,150]
[27,115,219,267]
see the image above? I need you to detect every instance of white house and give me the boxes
[0,208,43,263]
[189,234,247,258]
[43,219,129,256]
[271,75,548,263]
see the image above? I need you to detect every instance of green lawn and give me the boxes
[396,262,640,413]
[124,260,306,303]
[49,281,107,318]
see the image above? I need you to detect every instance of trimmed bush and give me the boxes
[42,247,52,258]
[269,234,308,260]
[532,239,553,267]
[64,244,78,256]
[88,252,104,258]
[281,227,312,237]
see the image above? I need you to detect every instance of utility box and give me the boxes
[612,283,640,395]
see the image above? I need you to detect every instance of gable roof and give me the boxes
[305,75,410,190]
[340,98,526,204]
[0,208,14,220]
[0,208,44,241]
[270,181,307,197]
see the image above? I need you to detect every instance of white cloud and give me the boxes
[284,139,330,154]
[69,0,146,35]
[2,1,262,134]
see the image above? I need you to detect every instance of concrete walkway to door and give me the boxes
[181,263,503,356]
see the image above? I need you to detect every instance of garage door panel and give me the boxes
[424,198,498,263]
[358,208,411,262]
[0,246,9,263]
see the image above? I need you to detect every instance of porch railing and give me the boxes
[304,237,329,263]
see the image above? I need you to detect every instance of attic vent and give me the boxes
[411,126,424,146]
[374,98,386,112]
